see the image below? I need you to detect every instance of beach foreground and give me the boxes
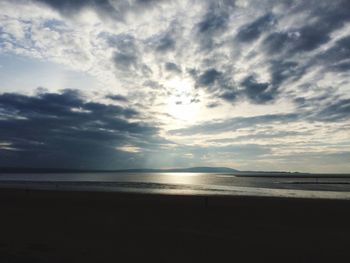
[1,189,350,262]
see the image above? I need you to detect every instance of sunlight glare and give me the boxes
[164,77,200,122]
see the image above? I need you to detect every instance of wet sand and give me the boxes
[1,188,350,262]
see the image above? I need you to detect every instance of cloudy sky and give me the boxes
[0,0,349,172]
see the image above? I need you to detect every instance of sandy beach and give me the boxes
[1,188,350,262]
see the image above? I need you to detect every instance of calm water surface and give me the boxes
[1,172,350,199]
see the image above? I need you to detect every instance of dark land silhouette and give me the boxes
[0,189,350,262]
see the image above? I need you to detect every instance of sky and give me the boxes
[0,0,349,173]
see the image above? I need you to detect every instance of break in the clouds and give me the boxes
[0,0,350,172]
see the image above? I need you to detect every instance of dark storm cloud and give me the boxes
[228,0,350,108]
[34,0,123,21]
[313,99,350,122]
[35,0,97,13]
[111,37,152,75]
[234,1,350,104]
[289,25,330,53]
[195,68,239,102]
[324,36,350,61]
[206,102,220,108]
[107,34,152,74]
[268,60,303,88]
[330,61,350,72]
[155,35,175,52]
[34,0,165,21]
[236,13,276,42]
[195,70,275,104]
[318,36,350,72]
[0,90,163,169]
[113,52,138,71]
[170,113,298,135]
[262,32,289,55]
[292,94,350,123]
[219,91,237,102]
[197,9,229,34]
[263,25,330,55]
[106,33,137,51]
[195,2,232,50]
[198,69,222,86]
[106,94,128,102]
[240,76,274,104]
[135,0,159,5]
[144,17,182,55]
[164,62,181,74]
[263,0,350,56]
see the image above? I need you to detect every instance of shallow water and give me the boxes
[0,172,350,199]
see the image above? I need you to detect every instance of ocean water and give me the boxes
[0,172,350,199]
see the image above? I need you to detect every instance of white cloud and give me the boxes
[0,0,349,171]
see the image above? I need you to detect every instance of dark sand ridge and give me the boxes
[1,188,350,262]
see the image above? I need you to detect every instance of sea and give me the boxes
[1,172,350,199]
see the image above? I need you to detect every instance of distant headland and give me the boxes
[0,166,307,175]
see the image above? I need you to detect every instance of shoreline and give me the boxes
[1,180,350,200]
[2,186,350,205]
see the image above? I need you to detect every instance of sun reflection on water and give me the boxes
[157,173,203,185]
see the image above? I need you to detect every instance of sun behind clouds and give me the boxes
[164,77,201,122]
